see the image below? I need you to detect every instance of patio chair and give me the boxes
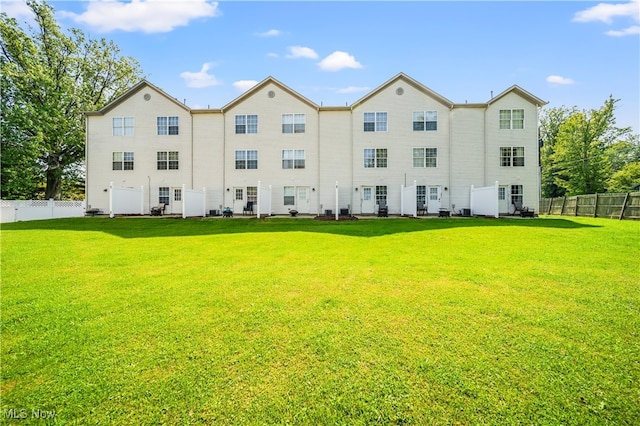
[417,202,427,216]
[377,204,388,217]
[512,201,523,215]
[150,203,165,216]
[243,201,254,216]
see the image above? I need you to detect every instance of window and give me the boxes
[284,186,295,205]
[413,148,437,168]
[174,188,182,202]
[413,111,437,131]
[235,188,244,201]
[113,117,134,136]
[498,187,506,201]
[235,114,258,134]
[499,109,524,129]
[112,152,134,170]
[157,151,179,170]
[364,148,387,168]
[364,112,387,132]
[376,186,387,206]
[511,185,523,206]
[282,114,305,133]
[282,150,305,169]
[417,185,426,206]
[157,116,179,135]
[500,147,525,167]
[159,187,170,205]
[247,186,257,203]
[235,150,258,169]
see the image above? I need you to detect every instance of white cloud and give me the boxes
[286,46,319,60]
[605,25,640,36]
[573,0,639,24]
[267,52,279,58]
[62,0,221,33]
[233,80,259,92]
[180,63,221,88]
[337,86,370,94]
[546,75,575,85]
[318,51,363,72]
[256,29,282,37]
[2,0,32,19]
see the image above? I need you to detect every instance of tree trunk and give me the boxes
[45,167,63,200]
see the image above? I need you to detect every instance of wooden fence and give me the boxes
[539,192,640,220]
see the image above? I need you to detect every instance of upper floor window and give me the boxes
[235,114,258,134]
[113,117,134,136]
[364,148,387,168]
[413,111,437,131]
[364,112,387,132]
[499,109,524,129]
[413,148,437,168]
[157,116,179,135]
[157,151,179,170]
[112,152,134,170]
[282,114,306,133]
[235,150,258,169]
[500,147,525,167]
[282,149,305,169]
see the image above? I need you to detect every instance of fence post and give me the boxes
[109,182,114,218]
[619,192,630,220]
[140,186,145,216]
[593,193,598,218]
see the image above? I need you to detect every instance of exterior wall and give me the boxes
[86,85,192,214]
[86,76,544,217]
[223,82,319,214]
[351,80,451,214]
[486,93,541,210]
[318,109,352,215]
[192,111,224,213]
[450,106,486,212]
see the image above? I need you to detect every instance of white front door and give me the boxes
[296,186,310,213]
[427,186,441,213]
[171,187,183,215]
[361,186,375,214]
[498,186,509,214]
[233,187,245,213]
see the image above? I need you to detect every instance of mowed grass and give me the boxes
[1,216,638,424]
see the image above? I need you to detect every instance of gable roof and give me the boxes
[352,72,454,109]
[487,85,548,107]
[85,80,191,116]
[222,76,319,111]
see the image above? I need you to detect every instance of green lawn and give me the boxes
[1,216,638,424]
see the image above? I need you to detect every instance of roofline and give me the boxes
[85,80,191,116]
[488,85,548,107]
[222,76,319,111]
[352,72,454,109]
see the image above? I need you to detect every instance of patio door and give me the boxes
[296,186,310,213]
[170,187,183,215]
[233,187,245,213]
[498,186,509,214]
[427,186,441,213]
[361,186,375,214]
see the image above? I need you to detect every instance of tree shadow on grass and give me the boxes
[1,216,600,239]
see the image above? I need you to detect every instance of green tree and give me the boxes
[550,97,632,196]
[607,162,640,193]
[539,106,578,198]
[1,0,143,199]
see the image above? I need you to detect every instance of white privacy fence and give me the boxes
[110,183,144,217]
[470,181,499,218]
[1,199,85,223]
[400,183,417,217]
[182,185,206,218]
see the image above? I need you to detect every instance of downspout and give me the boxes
[448,104,453,210]
[190,110,194,189]
[84,115,89,208]
[317,106,321,215]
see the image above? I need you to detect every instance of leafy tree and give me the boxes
[539,106,578,198]
[550,97,632,196]
[1,0,143,199]
[607,162,640,193]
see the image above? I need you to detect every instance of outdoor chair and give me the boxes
[417,202,427,216]
[243,201,254,216]
[377,204,388,217]
[512,201,524,215]
[150,203,165,216]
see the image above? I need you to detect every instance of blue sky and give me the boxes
[5,0,639,132]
